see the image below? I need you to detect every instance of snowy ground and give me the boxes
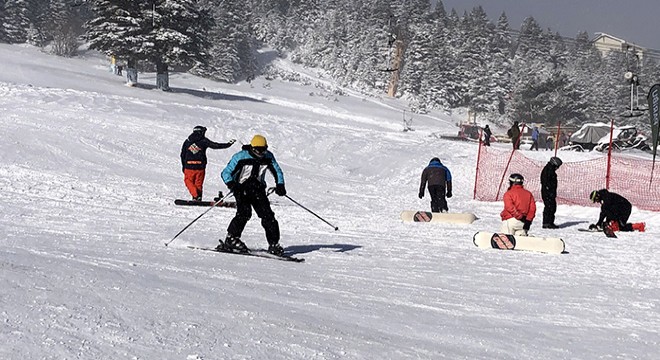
[1,44,659,360]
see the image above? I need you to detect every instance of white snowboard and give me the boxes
[400,211,477,224]
[473,231,565,254]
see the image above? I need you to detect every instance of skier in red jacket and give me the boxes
[500,173,536,236]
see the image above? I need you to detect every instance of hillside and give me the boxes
[1,44,659,360]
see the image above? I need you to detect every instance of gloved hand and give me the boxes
[418,192,424,199]
[275,183,287,196]
[523,219,532,231]
[589,223,602,231]
[446,191,452,198]
[226,181,236,191]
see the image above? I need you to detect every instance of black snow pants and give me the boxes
[227,183,280,245]
[428,185,448,213]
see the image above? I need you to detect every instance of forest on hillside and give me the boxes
[1,0,657,128]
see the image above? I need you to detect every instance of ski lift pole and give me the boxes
[165,191,234,246]
[283,194,339,231]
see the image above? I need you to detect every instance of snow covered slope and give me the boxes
[1,44,659,359]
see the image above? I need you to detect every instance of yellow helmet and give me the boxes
[250,134,268,148]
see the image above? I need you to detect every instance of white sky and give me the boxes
[1,43,659,359]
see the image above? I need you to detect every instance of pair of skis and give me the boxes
[187,245,305,263]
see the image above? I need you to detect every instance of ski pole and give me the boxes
[165,191,234,246]
[283,193,339,231]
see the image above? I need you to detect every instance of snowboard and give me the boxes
[187,245,305,263]
[400,211,477,225]
[578,227,617,238]
[174,199,237,208]
[473,231,565,254]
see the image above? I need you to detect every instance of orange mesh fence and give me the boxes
[474,145,660,211]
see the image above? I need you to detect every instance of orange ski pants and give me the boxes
[183,169,206,198]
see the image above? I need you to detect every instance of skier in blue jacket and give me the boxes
[219,135,287,256]
[418,158,453,212]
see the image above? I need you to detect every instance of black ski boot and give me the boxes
[213,191,224,202]
[268,243,284,256]
[223,235,249,253]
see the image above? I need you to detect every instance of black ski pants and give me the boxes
[428,185,448,213]
[541,192,557,225]
[227,184,280,245]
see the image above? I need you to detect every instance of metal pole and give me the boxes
[283,194,339,231]
[165,191,234,246]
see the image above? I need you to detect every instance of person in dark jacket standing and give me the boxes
[483,125,492,146]
[180,126,235,201]
[507,121,521,150]
[589,189,644,232]
[418,158,452,213]
[540,157,562,228]
[219,135,287,256]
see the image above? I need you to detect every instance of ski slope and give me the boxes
[1,44,659,359]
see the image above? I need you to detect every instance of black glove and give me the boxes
[226,181,236,191]
[523,219,532,231]
[446,191,452,198]
[589,223,602,231]
[275,183,287,196]
[418,192,424,199]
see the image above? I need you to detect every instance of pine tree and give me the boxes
[194,0,256,83]
[4,0,31,43]
[0,0,8,43]
[145,0,213,90]
[86,0,147,85]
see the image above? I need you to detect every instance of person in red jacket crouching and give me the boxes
[500,173,537,236]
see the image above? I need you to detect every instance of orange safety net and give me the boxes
[474,146,660,211]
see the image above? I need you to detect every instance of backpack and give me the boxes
[507,128,512,137]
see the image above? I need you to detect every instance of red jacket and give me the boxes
[500,184,536,221]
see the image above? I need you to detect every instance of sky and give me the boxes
[439,0,660,50]
[1,43,659,359]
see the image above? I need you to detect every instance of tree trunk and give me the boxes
[126,57,139,86]
[156,60,170,91]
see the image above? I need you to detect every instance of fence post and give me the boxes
[606,118,615,189]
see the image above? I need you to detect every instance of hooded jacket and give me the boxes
[595,189,632,226]
[181,132,233,170]
[222,145,285,188]
[500,184,536,222]
[419,158,452,194]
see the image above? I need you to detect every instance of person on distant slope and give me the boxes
[507,121,521,150]
[540,157,562,229]
[219,134,287,256]
[418,157,452,213]
[589,189,645,232]
[500,173,536,236]
[530,126,540,151]
[483,125,492,146]
[181,126,235,201]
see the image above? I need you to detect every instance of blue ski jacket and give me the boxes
[222,145,285,187]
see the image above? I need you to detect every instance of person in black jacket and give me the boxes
[507,121,521,150]
[540,157,562,228]
[483,125,492,146]
[180,126,235,200]
[418,158,452,213]
[589,189,635,231]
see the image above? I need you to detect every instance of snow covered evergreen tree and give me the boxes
[0,0,8,43]
[194,0,256,83]
[4,0,30,43]
[145,0,213,90]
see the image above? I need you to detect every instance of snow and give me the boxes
[1,43,659,359]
